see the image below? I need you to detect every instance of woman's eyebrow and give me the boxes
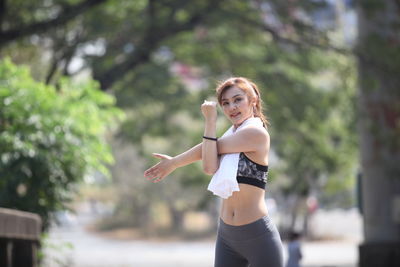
[221,94,245,101]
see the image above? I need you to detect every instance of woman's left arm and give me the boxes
[217,126,269,155]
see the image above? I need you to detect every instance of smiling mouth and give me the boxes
[230,112,241,119]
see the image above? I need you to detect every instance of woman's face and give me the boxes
[220,86,255,127]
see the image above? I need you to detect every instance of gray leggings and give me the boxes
[214,216,284,267]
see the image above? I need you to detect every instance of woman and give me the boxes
[144,77,283,267]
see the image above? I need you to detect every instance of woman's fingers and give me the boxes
[201,100,218,120]
[144,153,172,183]
[147,173,160,182]
[203,100,217,105]
[144,167,158,179]
[144,166,166,182]
[146,171,159,180]
[144,166,156,177]
[147,169,168,183]
[144,158,163,177]
[144,167,153,176]
[147,172,163,183]
[202,100,217,109]
[153,177,162,183]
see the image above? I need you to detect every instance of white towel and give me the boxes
[207,117,264,199]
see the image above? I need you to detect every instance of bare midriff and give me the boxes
[220,183,268,226]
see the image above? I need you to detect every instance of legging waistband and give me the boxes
[218,215,277,241]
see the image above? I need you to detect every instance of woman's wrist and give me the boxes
[170,156,180,169]
[204,119,217,132]
[203,136,218,141]
[204,116,217,124]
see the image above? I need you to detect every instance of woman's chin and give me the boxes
[231,117,245,127]
[229,116,240,123]
[231,115,254,127]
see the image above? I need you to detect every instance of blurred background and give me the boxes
[1,0,399,267]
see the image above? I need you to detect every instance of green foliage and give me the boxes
[0,58,124,230]
[38,232,74,267]
[265,50,358,199]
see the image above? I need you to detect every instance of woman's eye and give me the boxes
[222,102,228,106]
[235,98,242,102]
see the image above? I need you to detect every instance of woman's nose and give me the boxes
[229,103,237,110]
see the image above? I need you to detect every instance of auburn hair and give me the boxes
[215,77,270,127]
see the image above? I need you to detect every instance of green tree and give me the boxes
[0,58,123,230]
[0,0,108,48]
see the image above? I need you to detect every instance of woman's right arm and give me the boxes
[144,143,202,183]
[172,142,203,168]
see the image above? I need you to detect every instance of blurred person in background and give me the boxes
[286,231,303,267]
[145,77,283,267]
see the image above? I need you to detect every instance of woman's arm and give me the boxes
[144,143,202,183]
[173,143,202,168]
[217,126,269,154]
[201,101,219,175]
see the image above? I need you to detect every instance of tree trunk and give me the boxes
[357,0,400,266]
[137,204,152,236]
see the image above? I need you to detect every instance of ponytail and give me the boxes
[249,81,270,128]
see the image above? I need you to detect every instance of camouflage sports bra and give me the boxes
[236,152,268,189]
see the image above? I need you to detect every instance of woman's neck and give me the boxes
[233,115,255,130]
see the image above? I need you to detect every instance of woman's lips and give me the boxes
[230,112,241,119]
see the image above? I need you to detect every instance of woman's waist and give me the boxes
[220,202,268,226]
[220,184,267,225]
[220,212,268,226]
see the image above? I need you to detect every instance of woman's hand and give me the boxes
[144,153,176,183]
[201,100,217,122]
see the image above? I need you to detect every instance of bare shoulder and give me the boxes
[237,125,269,142]
[217,125,269,155]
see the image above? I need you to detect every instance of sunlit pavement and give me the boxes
[43,213,359,267]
